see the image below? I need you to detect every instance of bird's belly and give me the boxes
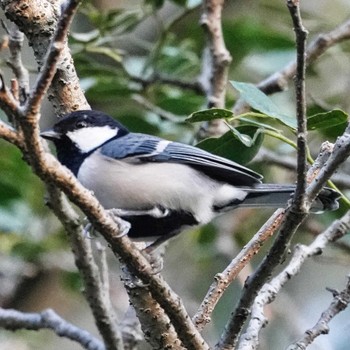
[77,152,224,222]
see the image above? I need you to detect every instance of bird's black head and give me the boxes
[41,110,129,175]
[41,110,129,153]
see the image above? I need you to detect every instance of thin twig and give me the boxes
[0,119,24,150]
[306,124,350,204]
[0,308,105,350]
[238,210,350,350]
[0,74,22,120]
[288,0,308,214]
[5,23,29,104]
[131,74,203,94]
[287,273,350,350]
[199,0,232,137]
[233,19,350,114]
[200,0,232,108]
[193,209,285,331]
[131,94,182,122]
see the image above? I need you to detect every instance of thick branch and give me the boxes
[24,0,85,116]
[1,0,89,114]
[121,267,186,350]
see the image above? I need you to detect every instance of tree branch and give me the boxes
[46,186,124,350]
[4,23,29,104]
[238,210,350,350]
[1,0,89,115]
[121,266,186,350]
[0,308,105,350]
[0,119,24,150]
[199,0,232,137]
[306,124,350,204]
[287,273,350,350]
[253,147,350,189]
[119,307,143,350]
[131,74,203,94]
[24,0,85,116]
[233,18,350,114]
[287,0,308,213]
[215,138,348,349]
[200,0,232,108]
[193,209,285,331]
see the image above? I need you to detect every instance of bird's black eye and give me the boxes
[75,120,88,129]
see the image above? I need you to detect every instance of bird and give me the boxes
[41,110,340,246]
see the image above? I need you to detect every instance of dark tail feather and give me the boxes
[239,184,340,213]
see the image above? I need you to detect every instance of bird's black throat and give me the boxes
[53,137,89,176]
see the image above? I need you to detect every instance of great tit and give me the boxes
[41,110,340,242]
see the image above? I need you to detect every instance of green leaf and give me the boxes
[196,125,264,164]
[238,115,281,133]
[186,108,234,123]
[231,81,296,129]
[307,109,348,130]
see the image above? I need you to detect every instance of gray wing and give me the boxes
[101,133,262,186]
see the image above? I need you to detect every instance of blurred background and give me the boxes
[1,0,350,349]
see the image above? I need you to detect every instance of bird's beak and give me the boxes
[40,129,62,140]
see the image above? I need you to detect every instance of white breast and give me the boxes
[77,151,247,224]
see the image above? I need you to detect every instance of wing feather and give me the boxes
[100,133,262,186]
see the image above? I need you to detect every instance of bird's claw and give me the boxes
[114,217,131,238]
[107,209,131,237]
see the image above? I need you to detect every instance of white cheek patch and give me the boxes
[67,126,119,153]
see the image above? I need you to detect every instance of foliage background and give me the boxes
[0,0,350,349]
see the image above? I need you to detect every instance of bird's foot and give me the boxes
[82,215,131,239]
[142,247,165,274]
[107,209,132,238]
